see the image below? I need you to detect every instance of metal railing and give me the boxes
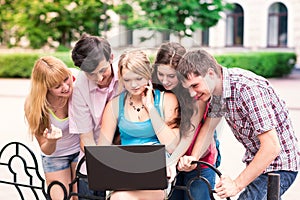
[0,142,279,200]
[0,142,49,199]
[168,160,231,200]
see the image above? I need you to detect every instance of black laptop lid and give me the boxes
[85,145,168,191]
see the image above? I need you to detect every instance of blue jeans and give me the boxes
[78,178,105,200]
[214,131,221,168]
[238,171,298,200]
[169,167,216,200]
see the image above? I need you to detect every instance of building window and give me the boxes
[162,31,170,42]
[126,29,133,45]
[226,4,244,47]
[267,2,287,47]
[202,29,209,46]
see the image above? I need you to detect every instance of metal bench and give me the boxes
[0,142,226,200]
[0,141,49,199]
[168,160,231,200]
[0,142,279,200]
[0,141,104,200]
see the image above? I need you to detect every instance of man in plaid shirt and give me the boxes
[176,49,300,199]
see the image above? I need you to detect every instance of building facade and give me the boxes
[106,0,300,67]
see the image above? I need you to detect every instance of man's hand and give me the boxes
[177,155,198,172]
[215,175,240,198]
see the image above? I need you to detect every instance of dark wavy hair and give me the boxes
[152,42,197,136]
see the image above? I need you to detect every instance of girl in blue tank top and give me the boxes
[98,50,180,200]
[118,89,162,145]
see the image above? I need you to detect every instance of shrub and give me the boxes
[0,53,40,78]
[0,51,296,78]
[0,52,76,78]
[56,45,71,52]
[215,52,296,78]
[51,52,75,68]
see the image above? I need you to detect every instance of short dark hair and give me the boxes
[178,49,221,79]
[71,33,111,73]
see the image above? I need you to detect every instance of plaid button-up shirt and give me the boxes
[208,67,300,172]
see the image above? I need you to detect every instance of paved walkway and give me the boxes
[0,69,299,199]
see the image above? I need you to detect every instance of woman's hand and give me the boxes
[142,80,154,111]
[43,124,62,141]
[167,162,177,183]
[177,155,198,172]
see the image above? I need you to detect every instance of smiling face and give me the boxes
[183,72,213,102]
[48,75,73,98]
[122,68,148,96]
[157,64,179,91]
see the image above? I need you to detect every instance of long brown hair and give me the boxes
[153,42,197,135]
[24,56,72,137]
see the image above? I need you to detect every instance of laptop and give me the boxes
[85,145,168,191]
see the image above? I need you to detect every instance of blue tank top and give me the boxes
[118,89,162,145]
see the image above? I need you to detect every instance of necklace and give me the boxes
[49,99,68,114]
[129,96,144,112]
[51,104,67,114]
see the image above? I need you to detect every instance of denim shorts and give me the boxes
[41,152,79,173]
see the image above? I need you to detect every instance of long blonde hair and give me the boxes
[24,56,72,137]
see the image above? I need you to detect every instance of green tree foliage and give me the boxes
[0,0,112,49]
[115,0,233,39]
[0,0,20,46]
[0,0,232,48]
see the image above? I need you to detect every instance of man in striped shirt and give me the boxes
[176,49,300,199]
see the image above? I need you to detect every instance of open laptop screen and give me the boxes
[85,145,168,191]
